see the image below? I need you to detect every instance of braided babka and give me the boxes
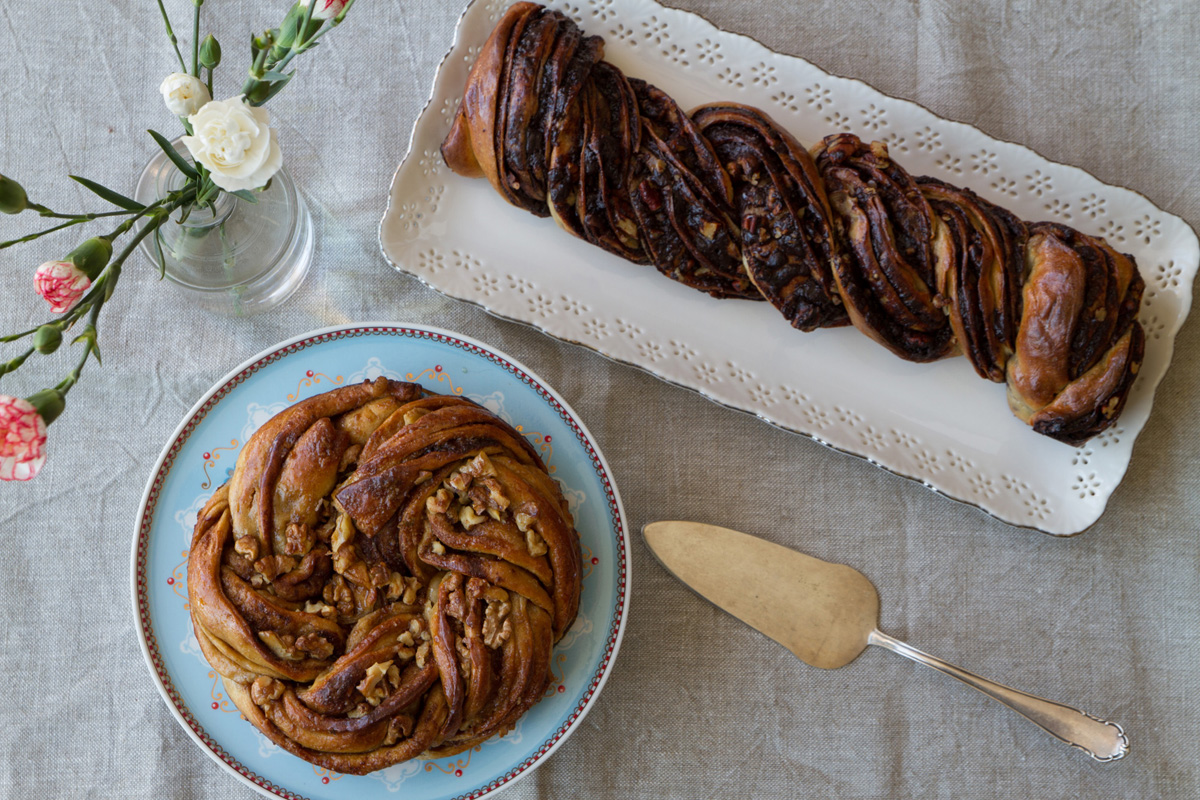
[188,377,581,774]
[441,2,1144,445]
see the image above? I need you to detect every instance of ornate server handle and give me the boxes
[868,629,1128,762]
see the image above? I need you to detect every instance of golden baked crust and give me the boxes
[1006,224,1144,444]
[188,377,581,774]
[438,2,1147,444]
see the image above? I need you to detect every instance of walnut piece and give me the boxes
[250,676,284,705]
[295,633,334,659]
[386,573,421,605]
[478,476,509,510]
[426,488,453,515]
[303,600,338,621]
[525,526,549,557]
[368,563,391,588]
[456,635,473,679]
[323,575,356,616]
[258,630,304,661]
[415,642,431,668]
[284,522,315,556]
[481,593,513,649]
[458,505,487,530]
[446,451,499,495]
[233,535,260,562]
[357,659,395,706]
[331,514,356,553]
[254,554,297,582]
[384,715,411,746]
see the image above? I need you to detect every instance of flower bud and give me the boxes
[34,261,90,314]
[0,394,48,480]
[32,325,62,354]
[300,0,348,21]
[160,72,212,117]
[199,34,222,69]
[0,174,28,214]
[68,236,112,280]
[25,389,65,426]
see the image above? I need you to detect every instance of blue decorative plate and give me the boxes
[131,324,630,799]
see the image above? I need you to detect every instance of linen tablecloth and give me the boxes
[1,1,1197,797]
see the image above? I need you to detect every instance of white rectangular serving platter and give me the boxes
[380,0,1198,535]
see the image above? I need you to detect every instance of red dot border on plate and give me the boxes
[134,326,629,800]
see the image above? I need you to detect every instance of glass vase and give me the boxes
[132,138,313,316]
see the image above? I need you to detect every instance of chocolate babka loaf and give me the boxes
[441,2,1144,445]
[188,377,581,773]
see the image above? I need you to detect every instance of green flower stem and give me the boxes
[0,328,40,344]
[299,0,318,44]
[271,45,301,75]
[1,217,106,250]
[2,195,176,250]
[48,207,176,395]
[156,0,187,73]
[191,1,204,77]
[25,203,138,221]
[0,347,35,380]
[54,302,100,395]
[0,188,189,351]
[248,41,270,81]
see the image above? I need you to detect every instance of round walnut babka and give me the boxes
[187,377,582,774]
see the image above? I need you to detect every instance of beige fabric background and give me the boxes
[0,0,1197,797]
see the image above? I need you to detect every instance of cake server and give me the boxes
[642,520,1128,762]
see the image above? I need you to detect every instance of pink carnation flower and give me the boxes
[34,260,90,313]
[0,395,47,481]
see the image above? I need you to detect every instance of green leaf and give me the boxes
[260,75,294,105]
[148,130,199,179]
[153,226,167,279]
[260,69,294,82]
[69,176,145,211]
[230,189,259,204]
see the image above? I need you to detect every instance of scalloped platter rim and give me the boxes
[130,323,630,800]
[379,0,1199,535]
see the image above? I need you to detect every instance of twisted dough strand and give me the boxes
[441,2,1145,445]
